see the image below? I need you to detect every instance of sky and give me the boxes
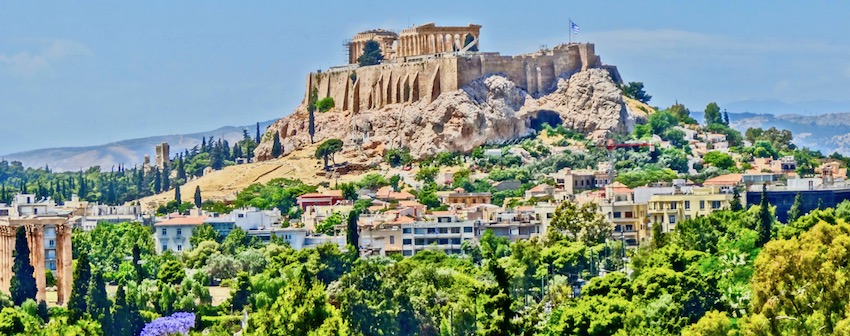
[2,1,850,155]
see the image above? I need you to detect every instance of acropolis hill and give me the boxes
[255,22,645,164]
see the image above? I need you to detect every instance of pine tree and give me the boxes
[68,251,92,323]
[757,184,773,246]
[346,210,360,249]
[87,270,113,334]
[10,226,37,306]
[231,272,251,312]
[194,186,203,209]
[174,184,182,203]
[787,193,803,223]
[271,131,283,158]
[730,188,743,211]
[723,109,730,126]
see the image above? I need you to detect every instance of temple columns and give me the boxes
[55,223,72,305]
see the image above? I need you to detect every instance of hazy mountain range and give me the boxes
[694,111,850,155]
[1,120,276,172]
[723,99,850,116]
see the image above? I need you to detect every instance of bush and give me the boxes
[315,97,335,112]
[219,278,234,288]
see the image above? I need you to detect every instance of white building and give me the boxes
[154,216,205,253]
[0,194,69,271]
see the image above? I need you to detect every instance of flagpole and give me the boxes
[569,18,572,44]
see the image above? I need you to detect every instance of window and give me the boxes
[177,245,182,251]
[438,228,449,234]
[451,238,461,244]
[161,244,168,251]
[161,228,167,235]
[700,200,705,209]
[415,239,426,246]
[403,228,411,234]
[238,214,245,218]
[403,250,413,256]
[450,227,461,234]
[625,211,633,218]
[670,202,677,210]
[669,215,676,224]
[414,228,426,234]
[49,239,55,247]
[546,213,553,219]
[463,227,473,233]
[438,238,449,245]
[711,201,721,209]
[0,210,8,216]
[613,212,622,219]
[626,225,634,231]
[177,228,182,236]
[427,228,438,234]
[403,239,412,245]
[33,208,38,214]
[390,236,395,244]
[614,225,621,232]
[684,201,690,209]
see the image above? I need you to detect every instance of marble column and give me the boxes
[0,225,15,296]
[26,225,46,302]
[55,223,72,305]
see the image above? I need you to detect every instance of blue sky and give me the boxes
[2,1,849,154]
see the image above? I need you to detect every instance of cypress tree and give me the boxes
[37,300,48,323]
[153,168,162,194]
[271,131,283,158]
[730,187,743,211]
[87,270,113,334]
[201,137,207,152]
[194,186,203,209]
[162,166,171,191]
[757,184,773,246]
[68,251,92,323]
[132,245,145,283]
[10,226,37,306]
[174,184,182,203]
[723,109,730,126]
[255,122,261,144]
[231,272,251,311]
[787,193,803,223]
[112,285,130,336]
[308,88,318,144]
[176,156,187,181]
[346,210,360,249]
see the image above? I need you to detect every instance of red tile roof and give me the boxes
[155,216,207,226]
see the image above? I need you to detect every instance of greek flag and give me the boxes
[570,21,580,34]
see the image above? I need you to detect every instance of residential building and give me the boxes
[296,191,344,210]
[441,188,491,207]
[647,186,733,232]
[551,168,609,194]
[375,186,416,202]
[400,214,476,257]
[745,178,850,223]
[0,194,70,272]
[154,216,206,253]
[525,184,556,199]
[599,183,649,247]
[484,206,541,241]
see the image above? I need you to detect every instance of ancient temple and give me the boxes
[348,22,481,64]
[0,195,73,304]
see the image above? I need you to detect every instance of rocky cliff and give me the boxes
[255,68,644,165]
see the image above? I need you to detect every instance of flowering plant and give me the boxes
[141,312,196,336]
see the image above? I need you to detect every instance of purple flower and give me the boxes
[141,312,196,336]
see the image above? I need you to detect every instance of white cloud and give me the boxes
[0,39,91,77]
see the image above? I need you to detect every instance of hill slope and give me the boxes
[2,120,276,171]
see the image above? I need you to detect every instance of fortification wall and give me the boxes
[304,43,603,112]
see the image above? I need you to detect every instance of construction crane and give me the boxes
[603,139,653,192]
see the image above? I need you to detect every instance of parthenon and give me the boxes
[348,22,481,64]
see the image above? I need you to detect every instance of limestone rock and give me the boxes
[255,68,644,164]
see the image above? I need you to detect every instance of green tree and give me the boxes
[315,139,344,171]
[548,201,611,245]
[308,87,318,144]
[730,188,743,212]
[346,210,360,249]
[153,168,162,193]
[87,270,113,335]
[668,102,693,123]
[36,300,48,323]
[316,212,343,235]
[190,223,220,247]
[174,183,181,203]
[10,227,36,306]
[414,166,439,183]
[621,82,652,103]
[68,251,92,323]
[157,260,186,285]
[231,271,251,312]
[787,193,803,223]
[194,185,202,208]
[756,184,773,246]
[339,182,358,201]
[358,40,384,66]
[222,227,254,255]
[315,97,335,112]
[704,102,722,125]
[271,131,283,159]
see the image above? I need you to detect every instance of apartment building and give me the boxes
[648,186,733,232]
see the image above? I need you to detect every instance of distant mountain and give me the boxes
[2,120,277,172]
[693,111,850,155]
[723,99,850,116]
